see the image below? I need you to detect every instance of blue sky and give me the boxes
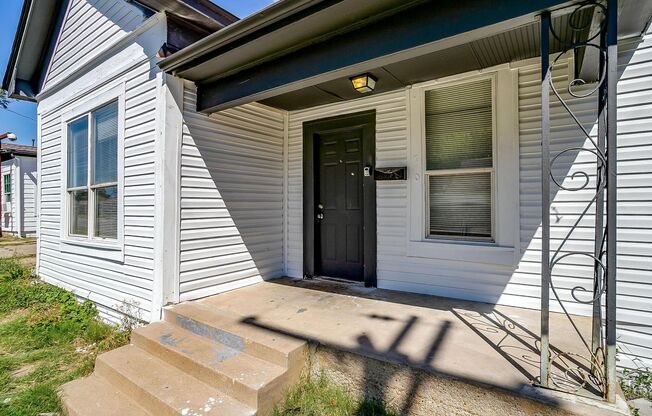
[0,0,276,146]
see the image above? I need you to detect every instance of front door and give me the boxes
[317,129,364,280]
[303,111,376,286]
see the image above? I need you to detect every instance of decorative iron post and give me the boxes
[539,0,617,402]
[604,0,618,402]
[539,10,552,390]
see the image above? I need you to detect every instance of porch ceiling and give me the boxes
[160,0,652,113]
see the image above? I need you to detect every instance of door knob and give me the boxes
[317,213,324,220]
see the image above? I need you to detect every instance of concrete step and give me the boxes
[132,321,288,411]
[164,301,307,371]
[95,344,256,416]
[60,374,151,416]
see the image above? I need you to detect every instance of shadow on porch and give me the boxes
[196,277,622,415]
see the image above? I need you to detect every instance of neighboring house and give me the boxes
[1,143,37,237]
[2,0,652,379]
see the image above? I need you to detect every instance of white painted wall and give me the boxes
[36,7,166,323]
[178,83,286,301]
[285,29,652,369]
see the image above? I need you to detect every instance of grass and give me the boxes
[0,257,130,416]
[272,373,397,416]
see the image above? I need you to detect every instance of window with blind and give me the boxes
[66,101,118,240]
[424,78,494,240]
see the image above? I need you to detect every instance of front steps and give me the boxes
[60,302,307,416]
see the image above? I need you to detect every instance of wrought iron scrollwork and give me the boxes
[539,0,617,401]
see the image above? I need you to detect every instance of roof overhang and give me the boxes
[160,0,652,113]
[2,0,66,101]
[2,0,238,101]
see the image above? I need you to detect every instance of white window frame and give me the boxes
[407,68,520,266]
[423,76,496,242]
[60,84,125,260]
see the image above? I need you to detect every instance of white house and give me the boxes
[1,143,37,237]
[3,0,652,413]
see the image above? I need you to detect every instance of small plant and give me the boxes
[621,367,652,401]
[0,258,31,280]
[273,373,397,416]
[116,299,145,336]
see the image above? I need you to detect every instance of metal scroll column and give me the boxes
[605,0,617,403]
[539,10,551,389]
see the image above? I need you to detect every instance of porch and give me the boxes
[185,277,626,415]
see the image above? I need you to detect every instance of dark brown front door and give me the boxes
[303,111,376,287]
[317,129,364,280]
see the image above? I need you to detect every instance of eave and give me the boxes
[160,0,652,114]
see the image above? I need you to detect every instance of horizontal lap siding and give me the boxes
[179,84,285,301]
[285,30,652,369]
[513,57,599,317]
[21,157,38,236]
[38,59,158,321]
[612,27,652,370]
[1,161,16,233]
[44,0,146,89]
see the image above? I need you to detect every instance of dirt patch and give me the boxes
[11,363,36,378]
[0,309,28,324]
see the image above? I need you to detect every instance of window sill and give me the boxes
[60,238,124,262]
[406,239,516,266]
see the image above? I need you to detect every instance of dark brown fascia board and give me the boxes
[2,0,32,94]
[134,0,239,31]
[158,0,332,73]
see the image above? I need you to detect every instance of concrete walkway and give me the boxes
[0,236,36,267]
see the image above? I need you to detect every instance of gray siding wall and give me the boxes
[178,84,286,301]
[43,0,148,90]
[285,30,652,369]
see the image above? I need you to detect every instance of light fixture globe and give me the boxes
[350,73,377,93]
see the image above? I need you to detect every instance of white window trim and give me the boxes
[407,68,520,266]
[59,83,125,261]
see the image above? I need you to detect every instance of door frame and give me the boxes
[303,110,376,287]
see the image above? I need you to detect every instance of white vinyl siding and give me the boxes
[20,157,38,236]
[38,56,160,322]
[178,83,286,301]
[43,0,148,90]
[1,161,16,234]
[0,157,37,237]
[285,28,652,369]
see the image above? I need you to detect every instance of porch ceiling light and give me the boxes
[350,73,377,93]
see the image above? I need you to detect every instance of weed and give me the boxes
[0,257,130,416]
[621,367,652,401]
[273,373,397,416]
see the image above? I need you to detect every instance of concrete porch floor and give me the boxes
[197,277,625,415]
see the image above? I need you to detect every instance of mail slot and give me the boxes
[374,167,407,181]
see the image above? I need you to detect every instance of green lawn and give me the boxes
[0,257,129,416]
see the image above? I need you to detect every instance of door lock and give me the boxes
[317,213,324,220]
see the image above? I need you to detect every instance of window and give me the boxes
[424,78,494,240]
[3,174,10,198]
[66,101,118,240]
